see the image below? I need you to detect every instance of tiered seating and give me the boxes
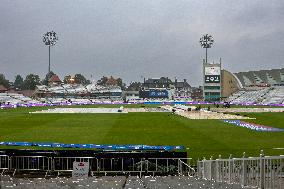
[229,87,284,105]
[0,175,254,189]
[229,88,269,104]
[261,87,284,104]
[226,91,245,102]
[0,93,40,105]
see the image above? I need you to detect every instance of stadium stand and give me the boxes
[35,84,122,100]
[227,87,284,105]
[0,93,40,105]
[261,86,284,104]
[234,68,284,87]
[227,88,270,104]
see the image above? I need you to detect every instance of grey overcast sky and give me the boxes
[1,0,284,86]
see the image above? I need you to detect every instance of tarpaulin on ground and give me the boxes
[223,120,284,132]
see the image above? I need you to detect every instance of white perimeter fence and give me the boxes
[197,151,284,189]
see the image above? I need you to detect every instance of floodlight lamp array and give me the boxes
[199,34,214,49]
[43,31,58,46]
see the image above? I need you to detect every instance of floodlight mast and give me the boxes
[43,31,58,73]
[199,34,214,63]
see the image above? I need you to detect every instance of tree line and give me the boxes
[0,72,126,90]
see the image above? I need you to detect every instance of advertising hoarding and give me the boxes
[149,90,168,97]
[72,162,89,178]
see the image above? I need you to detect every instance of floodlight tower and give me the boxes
[199,34,214,63]
[43,31,58,73]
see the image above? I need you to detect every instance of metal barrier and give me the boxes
[94,158,193,176]
[10,156,51,171]
[0,155,9,175]
[52,157,93,172]
[0,155,193,176]
[197,152,284,189]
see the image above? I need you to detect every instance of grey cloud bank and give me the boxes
[0,0,283,86]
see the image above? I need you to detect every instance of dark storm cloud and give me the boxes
[0,0,283,86]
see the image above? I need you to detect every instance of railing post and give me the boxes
[197,158,200,178]
[216,155,221,182]
[259,150,265,189]
[202,157,206,179]
[209,156,213,180]
[241,152,247,187]
[228,154,232,184]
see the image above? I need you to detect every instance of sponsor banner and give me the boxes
[149,90,168,97]
[224,120,284,132]
[72,162,89,178]
[0,142,185,151]
[205,75,220,83]
[205,67,220,75]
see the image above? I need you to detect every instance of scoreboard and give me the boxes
[204,66,221,83]
[205,75,220,83]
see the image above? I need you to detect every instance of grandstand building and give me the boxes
[223,68,284,104]
[234,68,284,87]
[48,74,62,86]
[221,70,242,99]
[191,86,203,101]
[202,60,284,103]
[139,77,191,100]
[174,78,191,99]
[35,84,122,102]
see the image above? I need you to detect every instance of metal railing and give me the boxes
[10,156,50,171]
[197,152,284,189]
[0,155,9,175]
[0,155,193,177]
[52,157,92,172]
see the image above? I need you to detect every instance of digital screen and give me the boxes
[205,75,220,83]
[205,67,220,75]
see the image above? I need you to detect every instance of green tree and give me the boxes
[0,74,10,88]
[86,79,91,84]
[63,75,72,84]
[23,74,40,90]
[74,74,88,84]
[97,76,108,86]
[117,78,126,90]
[14,75,24,90]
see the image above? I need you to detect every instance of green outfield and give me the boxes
[0,105,284,162]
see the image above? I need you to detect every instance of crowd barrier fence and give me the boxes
[197,152,284,189]
[0,155,194,177]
